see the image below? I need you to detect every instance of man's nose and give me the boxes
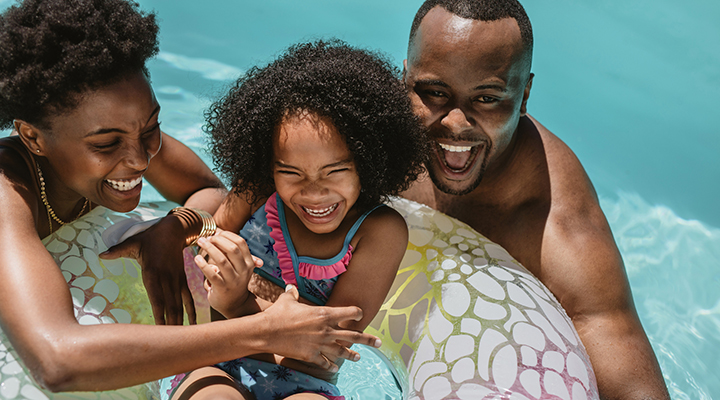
[440,108,472,134]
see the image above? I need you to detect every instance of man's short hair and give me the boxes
[408,0,533,63]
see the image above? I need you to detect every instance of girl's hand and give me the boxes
[195,229,261,318]
[100,215,195,325]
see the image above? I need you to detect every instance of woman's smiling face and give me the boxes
[272,112,361,235]
[37,71,162,212]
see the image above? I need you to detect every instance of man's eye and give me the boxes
[425,90,446,98]
[475,96,498,103]
[329,168,349,175]
[277,170,299,175]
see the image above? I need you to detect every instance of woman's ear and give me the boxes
[14,120,46,155]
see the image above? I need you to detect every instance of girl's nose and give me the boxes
[301,180,329,198]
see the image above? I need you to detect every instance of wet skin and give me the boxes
[401,6,670,399]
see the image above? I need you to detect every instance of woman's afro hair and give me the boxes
[0,0,159,129]
[206,39,429,210]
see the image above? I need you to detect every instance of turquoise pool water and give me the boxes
[2,0,718,398]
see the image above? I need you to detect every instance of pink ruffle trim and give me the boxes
[266,194,351,284]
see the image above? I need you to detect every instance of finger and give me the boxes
[195,254,223,285]
[196,237,233,272]
[163,280,183,326]
[208,234,255,273]
[204,279,211,294]
[182,284,197,325]
[282,284,300,301]
[142,273,167,325]
[326,305,364,324]
[309,352,339,373]
[332,329,382,349]
[252,255,263,268]
[327,344,361,362]
[99,239,139,260]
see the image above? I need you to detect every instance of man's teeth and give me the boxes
[303,203,338,217]
[439,143,473,152]
[106,177,142,191]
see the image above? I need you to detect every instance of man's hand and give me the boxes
[100,216,196,325]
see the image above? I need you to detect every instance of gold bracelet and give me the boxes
[168,207,217,247]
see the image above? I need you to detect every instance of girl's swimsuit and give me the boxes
[162,193,384,400]
[245,192,383,305]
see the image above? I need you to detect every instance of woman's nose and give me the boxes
[125,135,160,171]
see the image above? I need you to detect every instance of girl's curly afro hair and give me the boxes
[206,40,429,210]
[0,0,159,129]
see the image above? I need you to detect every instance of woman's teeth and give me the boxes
[439,143,473,153]
[302,203,338,217]
[106,177,142,191]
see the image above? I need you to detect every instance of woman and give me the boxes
[0,0,379,393]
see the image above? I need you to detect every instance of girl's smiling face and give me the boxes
[272,112,361,235]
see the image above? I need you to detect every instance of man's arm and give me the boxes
[540,133,669,399]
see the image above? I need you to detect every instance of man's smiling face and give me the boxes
[405,6,533,195]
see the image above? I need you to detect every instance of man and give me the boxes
[401,0,670,398]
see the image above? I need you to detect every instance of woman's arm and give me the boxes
[0,162,379,392]
[143,132,226,211]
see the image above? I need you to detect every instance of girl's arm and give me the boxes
[324,206,408,332]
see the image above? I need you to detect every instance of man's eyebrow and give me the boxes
[414,79,449,88]
[473,84,507,92]
[83,105,161,137]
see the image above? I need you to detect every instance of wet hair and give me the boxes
[206,39,428,210]
[0,0,159,130]
[409,0,533,66]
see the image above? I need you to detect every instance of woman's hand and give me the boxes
[195,229,261,318]
[100,215,195,325]
[259,285,382,373]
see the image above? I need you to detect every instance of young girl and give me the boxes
[163,41,428,400]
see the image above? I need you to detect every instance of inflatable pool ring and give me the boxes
[0,202,210,400]
[367,198,600,399]
[0,199,599,400]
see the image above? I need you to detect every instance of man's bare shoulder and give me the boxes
[527,116,628,309]
[399,170,437,208]
[528,116,605,225]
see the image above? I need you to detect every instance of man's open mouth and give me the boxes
[437,142,483,174]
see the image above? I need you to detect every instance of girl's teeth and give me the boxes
[106,177,142,191]
[303,203,338,217]
[439,143,473,152]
